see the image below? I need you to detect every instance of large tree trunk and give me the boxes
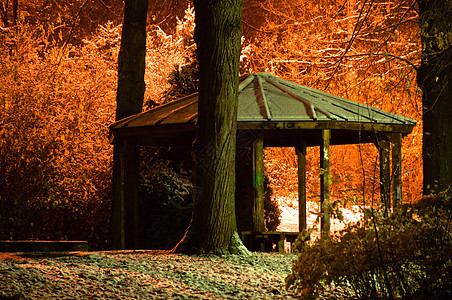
[189,0,249,255]
[111,0,148,250]
[417,0,452,194]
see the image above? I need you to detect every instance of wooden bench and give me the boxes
[240,231,300,253]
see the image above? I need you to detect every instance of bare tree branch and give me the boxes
[323,0,375,90]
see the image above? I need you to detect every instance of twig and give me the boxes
[323,0,418,89]
[324,0,375,90]
[48,0,91,82]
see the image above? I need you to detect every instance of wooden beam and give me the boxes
[252,137,265,232]
[239,121,415,134]
[391,133,403,208]
[296,140,307,232]
[376,139,391,216]
[320,129,331,236]
[110,121,415,143]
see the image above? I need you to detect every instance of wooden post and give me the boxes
[124,141,139,249]
[377,139,391,216]
[296,141,307,232]
[391,133,403,209]
[252,137,265,232]
[111,139,139,250]
[320,129,331,236]
[112,141,126,250]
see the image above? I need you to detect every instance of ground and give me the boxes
[0,200,364,299]
[0,251,297,299]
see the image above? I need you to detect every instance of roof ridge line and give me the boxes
[265,76,318,120]
[256,76,272,120]
[312,90,414,124]
[239,74,255,92]
[154,99,198,125]
[111,93,198,129]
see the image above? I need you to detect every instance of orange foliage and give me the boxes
[0,6,198,247]
[0,21,116,246]
[0,1,424,247]
[244,0,423,206]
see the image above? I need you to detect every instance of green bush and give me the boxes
[286,189,452,299]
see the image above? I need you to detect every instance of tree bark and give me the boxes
[111,0,148,250]
[12,0,17,26]
[189,0,249,255]
[115,0,148,120]
[417,0,452,194]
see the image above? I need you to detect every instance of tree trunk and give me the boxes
[189,0,249,255]
[12,0,17,26]
[1,0,8,27]
[115,0,148,120]
[111,0,148,250]
[417,0,452,194]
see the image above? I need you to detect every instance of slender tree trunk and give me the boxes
[1,0,8,27]
[115,0,148,120]
[12,0,17,26]
[111,0,148,249]
[189,0,249,255]
[417,0,452,194]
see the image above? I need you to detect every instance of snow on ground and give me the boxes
[276,197,364,241]
[0,251,299,299]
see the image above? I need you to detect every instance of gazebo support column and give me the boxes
[320,129,331,236]
[296,141,307,232]
[391,133,403,208]
[112,139,139,250]
[377,139,391,216]
[112,144,125,250]
[252,137,265,232]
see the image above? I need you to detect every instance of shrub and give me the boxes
[0,10,192,248]
[0,21,116,248]
[286,188,452,299]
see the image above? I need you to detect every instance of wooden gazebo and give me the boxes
[109,73,416,250]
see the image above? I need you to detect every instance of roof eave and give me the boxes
[238,120,416,134]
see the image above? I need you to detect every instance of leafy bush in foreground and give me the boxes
[286,189,452,299]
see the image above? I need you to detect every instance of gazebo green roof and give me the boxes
[110,73,415,146]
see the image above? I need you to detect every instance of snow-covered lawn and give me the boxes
[276,197,364,241]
